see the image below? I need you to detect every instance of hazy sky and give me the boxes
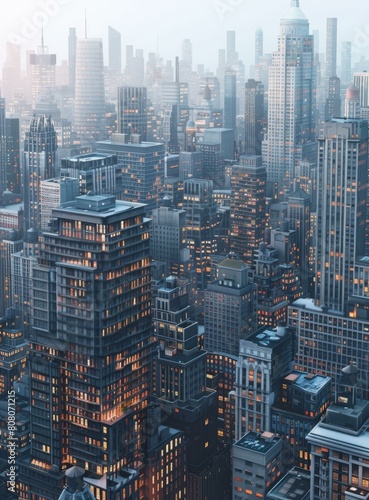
[1,0,369,72]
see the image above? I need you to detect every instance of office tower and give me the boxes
[287,188,311,296]
[30,34,57,108]
[23,115,58,231]
[108,26,121,75]
[263,0,316,194]
[117,87,147,141]
[255,28,263,65]
[197,142,224,187]
[312,29,320,54]
[315,120,368,314]
[341,42,352,86]
[325,76,341,121]
[162,104,179,154]
[183,178,219,289]
[1,42,21,102]
[5,117,21,194]
[254,245,289,327]
[193,85,223,135]
[96,133,165,213]
[39,177,79,231]
[74,38,105,145]
[271,371,331,471]
[180,38,193,83]
[124,46,145,86]
[307,367,369,499]
[68,28,77,92]
[204,128,234,161]
[224,71,237,140]
[19,194,152,499]
[61,153,120,197]
[230,155,266,267]
[235,326,293,439]
[354,72,369,117]
[226,30,237,66]
[0,97,5,202]
[179,150,203,179]
[0,229,23,317]
[326,18,338,78]
[266,467,311,499]
[204,254,256,357]
[345,85,361,118]
[150,205,189,275]
[245,79,264,156]
[232,432,282,499]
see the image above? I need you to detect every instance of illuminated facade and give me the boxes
[315,120,368,314]
[235,327,293,440]
[245,79,264,156]
[19,194,153,499]
[263,0,316,192]
[117,87,147,141]
[0,320,27,394]
[230,155,266,267]
[29,40,56,108]
[39,177,79,232]
[23,115,58,231]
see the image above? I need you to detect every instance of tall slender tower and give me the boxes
[224,70,237,138]
[117,87,147,140]
[74,38,105,144]
[30,33,57,108]
[245,79,264,156]
[315,119,368,314]
[68,28,77,92]
[23,115,57,230]
[255,28,263,65]
[326,18,338,78]
[341,42,352,87]
[108,26,122,75]
[263,0,316,194]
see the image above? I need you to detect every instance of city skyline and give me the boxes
[0,0,368,72]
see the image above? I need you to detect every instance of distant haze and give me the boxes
[0,0,368,72]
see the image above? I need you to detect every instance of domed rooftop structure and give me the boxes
[58,467,95,500]
[281,0,307,21]
[280,0,309,37]
[186,119,195,129]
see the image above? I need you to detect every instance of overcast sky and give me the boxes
[1,0,369,73]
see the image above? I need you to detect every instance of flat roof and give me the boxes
[242,326,289,349]
[290,371,331,394]
[0,203,23,213]
[235,431,280,454]
[267,467,310,499]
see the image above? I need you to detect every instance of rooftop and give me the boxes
[267,467,310,500]
[235,431,280,454]
[242,326,289,349]
[281,0,308,22]
[286,371,331,394]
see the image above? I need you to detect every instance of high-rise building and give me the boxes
[30,35,57,108]
[39,177,79,231]
[341,41,352,86]
[108,26,122,75]
[117,87,147,141]
[5,117,21,194]
[96,133,165,213]
[353,72,369,113]
[0,97,6,202]
[255,28,263,66]
[226,31,237,67]
[230,156,266,267]
[326,18,338,78]
[1,42,21,103]
[0,227,23,318]
[345,85,361,118]
[74,38,106,145]
[68,28,77,93]
[325,76,341,121]
[23,115,58,231]
[204,254,256,357]
[19,194,153,499]
[224,71,237,140]
[235,327,293,439]
[263,0,316,193]
[245,79,264,156]
[315,119,368,314]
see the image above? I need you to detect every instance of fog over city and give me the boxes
[0,0,368,70]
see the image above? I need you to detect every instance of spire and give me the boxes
[41,23,45,55]
[84,9,87,38]
[291,0,300,6]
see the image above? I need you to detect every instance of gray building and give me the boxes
[40,177,79,231]
[232,431,282,500]
[117,87,147,141]
[266,467,310,500]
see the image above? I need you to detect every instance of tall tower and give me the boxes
[315,119,368,314]
[341,41,352,87]
[19,194,153,499]
[0,97,6,201]
[23,115,58,230]
[226,30,237,66]
[5,117,21,194]
[345,85,360,119]
[263,0,316,194]
[224,70,237,138]
[108,26,122,75]
[230,155,266,267]
[325,76,341,121]
[245,79,264,156]
[117,87,147,141]
[68,27,77,93]
[326,18,338,78]
[30,33,57,108]
[74,38,105,145]
[255,28,263,65]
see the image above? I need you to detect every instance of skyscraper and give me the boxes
[226,30,237,67]
[325,76,341,121]
[108,26,122,75]
[341,41,352,86]
[1,42,21,102]
[326,18,338,78]
[68,27,77,93]
[315,119,368,314]
[245,79,264,156]
[345,85,360,118]
[117,87,147,141]
[19,194,153,499]
[5,117,21,194]
[23,115,58,230]
[255,28,263,66]
[0,97,6,201]
[230,155,266,267]
[30,34,57,108]
[74,38,105,144]
[263,0,316,193]
[224,71,237,140]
